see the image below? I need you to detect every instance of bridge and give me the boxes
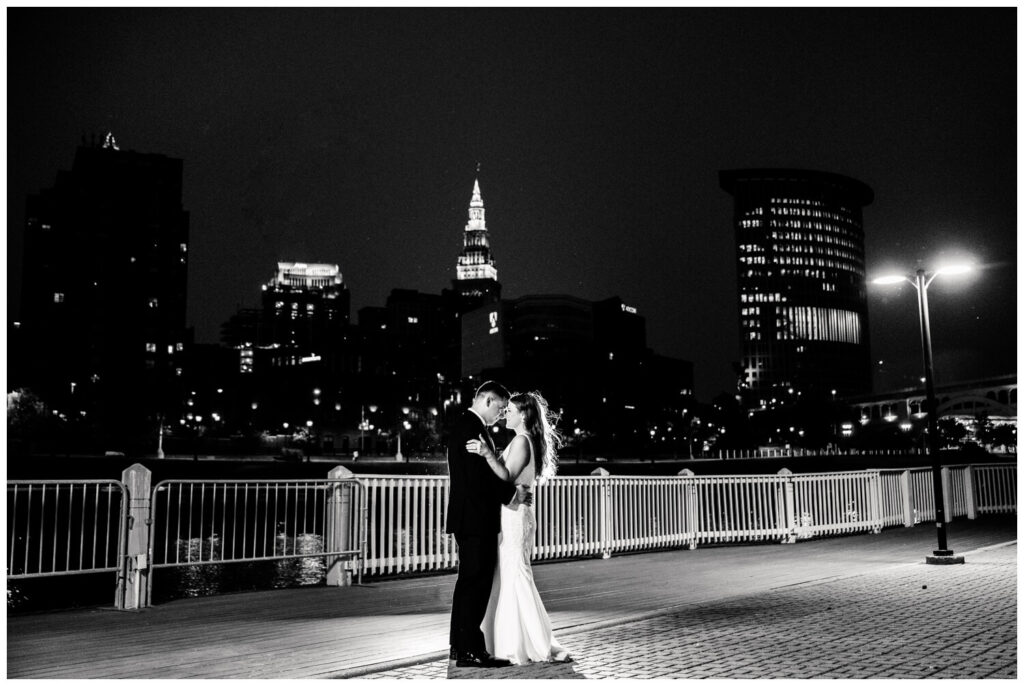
[848,374,1017,426]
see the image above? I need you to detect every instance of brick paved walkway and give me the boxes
[7,517,1015,678]
[364,542,1016,679]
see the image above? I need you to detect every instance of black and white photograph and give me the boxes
[5,4,1017,679]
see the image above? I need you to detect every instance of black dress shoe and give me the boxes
[455,651,511,668]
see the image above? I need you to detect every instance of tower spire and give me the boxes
[453,176,500,311]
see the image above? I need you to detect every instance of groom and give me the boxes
[446,380,531,668]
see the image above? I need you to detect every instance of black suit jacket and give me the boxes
[445,409,517,536]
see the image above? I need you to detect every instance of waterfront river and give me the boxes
[7,533,330,613]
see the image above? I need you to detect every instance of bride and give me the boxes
[466,391,571,665]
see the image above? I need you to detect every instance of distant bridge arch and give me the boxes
[937,394,1014,419]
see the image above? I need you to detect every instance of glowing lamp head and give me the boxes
[935,264,972,277]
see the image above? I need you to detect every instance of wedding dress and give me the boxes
[481,439,570,664]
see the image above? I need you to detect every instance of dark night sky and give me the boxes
[6,8,1017,400]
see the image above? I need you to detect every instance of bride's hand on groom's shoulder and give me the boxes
[514,484,533,507]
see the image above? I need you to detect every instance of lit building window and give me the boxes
[180,243,187,253]
[240,348,254,374]
[408,316,419,324]
[145,342,157,353]
[149,298,159,308]
[53,292,65,303]
[776,306,862,344]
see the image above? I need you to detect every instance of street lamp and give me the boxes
[872,264,971,564]
[359,405,377,454]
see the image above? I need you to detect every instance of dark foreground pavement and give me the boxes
[6,516,1016,679]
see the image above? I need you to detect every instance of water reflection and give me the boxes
[161,533,327,601]
[271,533,325,588]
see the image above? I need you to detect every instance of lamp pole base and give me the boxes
[926,550,965,565]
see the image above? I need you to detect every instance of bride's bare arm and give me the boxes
[483,446,510,481]
[500,436,530,483]
[468,435,530,483]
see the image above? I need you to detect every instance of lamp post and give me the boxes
[396,412,411,462]
[359,405,377,455]
[873,264,970,565]
[156,415,165,459]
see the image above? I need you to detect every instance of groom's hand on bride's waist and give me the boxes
[513,484,533,507]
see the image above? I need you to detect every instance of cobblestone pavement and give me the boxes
[362,543,1016,679]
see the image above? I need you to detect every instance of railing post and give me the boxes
[326,466,354,586]
[900,470,914,527]
[867,470,882,534]
[963,465,977,520]
[678,468,698,549]
[777,468,797,543]
[119,463,151,610]
[591,467,612,559]
[941,467,953,523]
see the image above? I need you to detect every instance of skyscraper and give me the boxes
[218,262,352,439]
[719,168,874,405]
[452,179,501,312]
[17,134,190,447]
[258,261,350,367]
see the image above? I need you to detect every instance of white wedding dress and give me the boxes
[481,439,570,664]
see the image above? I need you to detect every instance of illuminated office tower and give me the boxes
[452,179,501,312]
[719,169,874,405]
[258,262,350,366]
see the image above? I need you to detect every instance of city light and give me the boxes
[873,264,973,564]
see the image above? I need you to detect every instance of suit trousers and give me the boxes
[450,532,498,655]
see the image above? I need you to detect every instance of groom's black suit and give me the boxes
[446,409,517,656]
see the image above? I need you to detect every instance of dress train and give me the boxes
[482,498,570,664]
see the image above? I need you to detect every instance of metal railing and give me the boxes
[711,447,926,460]
[6,463,1016,608]
[685,474,789,545]
[972,464,1016,514]
[357,475,455,577]
[147,478,366,605]
[536,475,617,559]
[351,463,1017,576]
[789,471,881,538]
[6,480,128,603]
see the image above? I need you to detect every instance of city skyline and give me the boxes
[7,8,1016,399]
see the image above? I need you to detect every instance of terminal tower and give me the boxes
[452,179,501,313]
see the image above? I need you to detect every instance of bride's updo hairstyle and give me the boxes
[508,391,563,481]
